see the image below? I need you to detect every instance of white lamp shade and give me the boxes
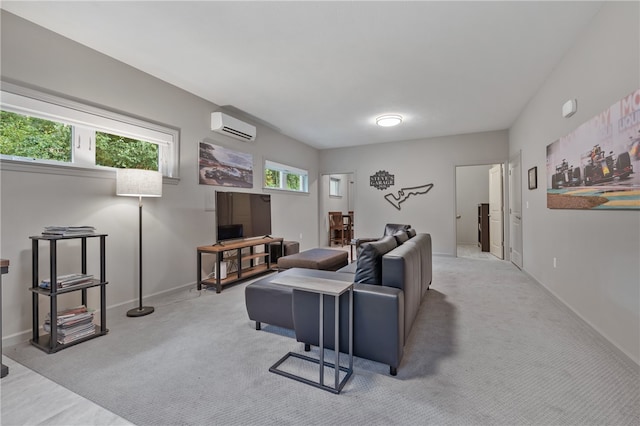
[116,169,163,197]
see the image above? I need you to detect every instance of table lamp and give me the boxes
[116,168,162,317]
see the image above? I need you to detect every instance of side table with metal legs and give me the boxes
[268,273,353,394]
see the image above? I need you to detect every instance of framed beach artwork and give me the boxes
[198,140,253,188]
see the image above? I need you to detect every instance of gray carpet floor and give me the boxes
[5,256,639,425]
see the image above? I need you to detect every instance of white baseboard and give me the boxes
[2,281,198,348]
[522,268,639,367]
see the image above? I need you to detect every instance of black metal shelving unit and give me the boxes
[29,234,108,353]
[1,259,9,378]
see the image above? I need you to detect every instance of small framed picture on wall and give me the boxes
[528,167,538,190]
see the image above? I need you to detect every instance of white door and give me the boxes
[509,154,523,269]
[489,164,504,259]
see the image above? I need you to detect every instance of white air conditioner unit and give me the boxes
[211,112,256,142]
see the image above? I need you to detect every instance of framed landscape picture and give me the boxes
[198,140,253,188]
[546,88,640,210]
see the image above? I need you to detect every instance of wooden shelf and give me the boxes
[242,253,270,262]
[201,264,272,287]
[197,237,283,293]
[197,236,281,253]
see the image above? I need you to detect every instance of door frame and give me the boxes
[509,151,523,269]
[319,170,356,246]
[454,161,508,258]
[489,163,504,259]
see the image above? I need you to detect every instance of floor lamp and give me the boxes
[116,169,163,317]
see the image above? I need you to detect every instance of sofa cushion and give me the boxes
[383,223,412,236]
[407,228,417,238]
[337,261,357,274]
[392,230,409,245]
[278,248,348,271]
[354,235,397,284]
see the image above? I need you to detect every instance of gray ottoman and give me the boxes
[277,248,348,271]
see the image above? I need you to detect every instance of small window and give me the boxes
[329,177,341,197]
[95,131,159,170]
[264,160,308,193]
[0,83,179,177]
[0,111,72,162]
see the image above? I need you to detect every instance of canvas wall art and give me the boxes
[546,89,640,210]
[199,140,253,188]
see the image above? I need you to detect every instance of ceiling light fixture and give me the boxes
[376,114,403,127]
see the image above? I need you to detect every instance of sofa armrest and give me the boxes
[245,279,295,330]
[292,283,405,369]
[382,240,422,341]
[404,233,432,296]
[353,237,379,250]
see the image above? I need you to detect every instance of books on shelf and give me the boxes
[44,305,96,344]
[44,318,94,335]
[42,226,96,236]
[39,273,94,289]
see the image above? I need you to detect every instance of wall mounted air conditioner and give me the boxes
[211,112,256,142]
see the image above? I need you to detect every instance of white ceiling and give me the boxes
[2,1,603,150]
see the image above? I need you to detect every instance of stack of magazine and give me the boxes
[44,305,96,345]
[42,226,96,237]
[39,273,94,290]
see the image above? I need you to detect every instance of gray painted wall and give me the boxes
[319,131,509,255]
[0,12,320,343]
[509,2,639,363]
[2,3,637,367]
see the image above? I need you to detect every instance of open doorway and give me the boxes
[455,164,504,260]
[320,172,355,248]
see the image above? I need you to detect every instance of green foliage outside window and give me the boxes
[265,168,299,190]
[264,164,306,192]
[265,168,280,188]
[286,173,300,190]
[95,132,158,170]
[0,111,71,161]
[0,111,159,171]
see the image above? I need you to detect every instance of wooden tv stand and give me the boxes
[197,237,283,293]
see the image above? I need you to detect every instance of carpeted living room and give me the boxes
[3,255,638,425]
[1,2,639,426]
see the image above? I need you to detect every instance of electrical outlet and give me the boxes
[299,233,303,240]
[553,257,557,268]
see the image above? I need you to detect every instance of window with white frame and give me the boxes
[329,176,341,197]
[0,83,179,177]
[264,159,308,193]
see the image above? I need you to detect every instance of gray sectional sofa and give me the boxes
[244,225,432,375]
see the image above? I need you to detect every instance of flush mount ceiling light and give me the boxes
[376,114,403,127]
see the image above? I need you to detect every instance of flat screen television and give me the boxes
[215,191,272,242]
